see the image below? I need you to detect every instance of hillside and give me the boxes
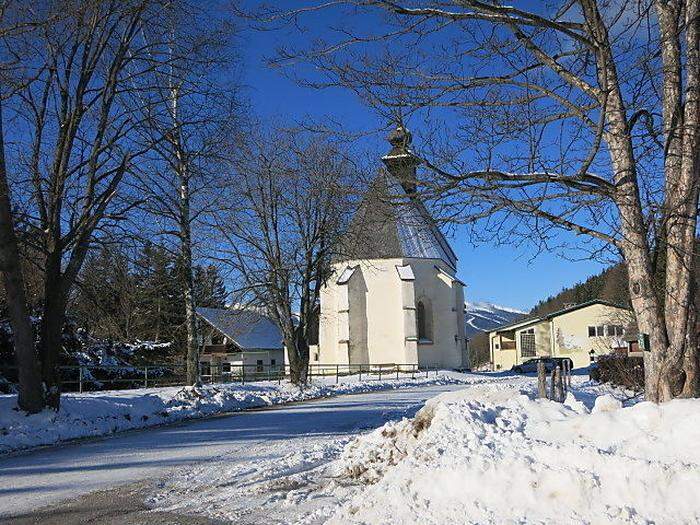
[529,263,630,316]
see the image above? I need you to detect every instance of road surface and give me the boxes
[0,382,467,523]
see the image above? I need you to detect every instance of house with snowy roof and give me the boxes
[195,306,285,376]
[317,125,468,369]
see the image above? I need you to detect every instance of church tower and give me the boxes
[317,126,468,369]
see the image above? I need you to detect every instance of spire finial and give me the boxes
[387,124,412,149]
[382,123,420,194]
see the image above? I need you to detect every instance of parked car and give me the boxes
[512,357,574,374]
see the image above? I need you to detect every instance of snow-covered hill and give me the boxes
[464,301,526,337]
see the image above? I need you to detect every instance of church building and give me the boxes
[317,126,468,369]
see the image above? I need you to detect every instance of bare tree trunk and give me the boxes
[654,0,700,400]
[155,299,161,342]
[681,300,699,398]
[681,268,699,398]
[39,251,67,410]
[179,178,198,385]
[286,330,309,384]
[0,100,44,413]
[580,0,669,401]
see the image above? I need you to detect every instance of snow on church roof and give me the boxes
[195,307,284,350]
[386,175,458,269]
[339,172,458,270]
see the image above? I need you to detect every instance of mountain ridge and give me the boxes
[464,301,525,338]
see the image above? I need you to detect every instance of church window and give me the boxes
[416,300,433,342]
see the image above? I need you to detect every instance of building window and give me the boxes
[608,325,624,336]
[520,331,536,357]
[588,325,624,337]
[416,299,433,342]
[256,359,264,372]
[416,301,427,340]
[270,359,276,367]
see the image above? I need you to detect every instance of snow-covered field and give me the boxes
[0,372,465,454]
[149,374,700,525]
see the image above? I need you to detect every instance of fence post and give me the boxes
[241,364,245,385]
[358,365,362,382]
[396,364,399,380]
[411,364,415,380]
[378,366,382,381]
[144,366,148,389]
[550,368,556,400]
[554,366,564,402]
[79,366,84,393]
[336,364,339,384]
[537,361,547,399]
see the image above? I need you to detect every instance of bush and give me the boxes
[593,353,644,391]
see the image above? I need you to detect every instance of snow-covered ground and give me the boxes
[149,374,700,525]
[5,372,698,524]
[0,371,465,454]
[0,380,475,518]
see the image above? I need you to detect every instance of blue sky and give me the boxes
[238,5,610,312]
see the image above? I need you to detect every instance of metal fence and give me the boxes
[0,362,439,393]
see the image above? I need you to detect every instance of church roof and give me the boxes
[339,172,458,270]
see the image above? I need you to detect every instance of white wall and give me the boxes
[318,257,465,368]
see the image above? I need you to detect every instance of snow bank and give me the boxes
[330,383,700,524]
[0,372,467,455]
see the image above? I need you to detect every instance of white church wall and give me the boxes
[358,259,407,363]
[318,257,465,369]
[409,258,465,369]
[319,258,406,364]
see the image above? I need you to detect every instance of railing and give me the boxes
[0,362,439,393]
[199,363,438,385]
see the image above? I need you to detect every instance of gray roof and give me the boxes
[339,173,458,270]
[490,300,632,333]
[196,307,284,350]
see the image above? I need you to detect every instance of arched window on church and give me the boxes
[416,300,432,342]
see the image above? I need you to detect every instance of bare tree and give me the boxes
[133,3,242,385]
[217,129,351,383]
[244,0,699,402]
[0,0,189,410]
[0,2,53,413]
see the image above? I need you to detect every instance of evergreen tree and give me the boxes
[71,247,137,340]
[133,243,181,343]
[193,265,227,308]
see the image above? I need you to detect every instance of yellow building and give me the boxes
[489,300,633,370]
[317,126,468,369]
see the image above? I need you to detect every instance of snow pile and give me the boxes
[0,372,467,454]
[329,385,700,524]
